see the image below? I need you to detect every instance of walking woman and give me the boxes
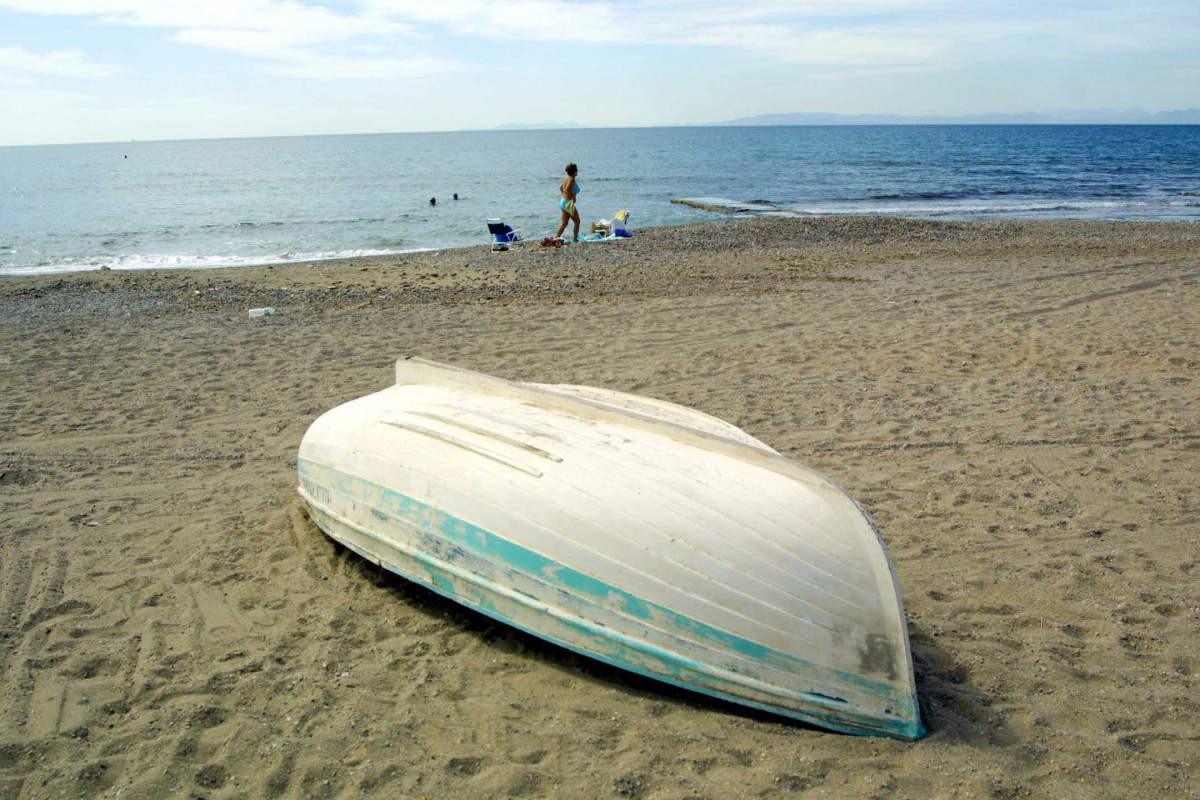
[555,162,581,242]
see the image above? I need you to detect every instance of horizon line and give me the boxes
[5,118,1200,149]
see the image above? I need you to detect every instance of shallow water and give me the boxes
[3,125,1198,275]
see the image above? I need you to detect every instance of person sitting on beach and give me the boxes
[591,210,630,237]
[554,163,581,243]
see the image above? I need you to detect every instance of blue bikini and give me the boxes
[560,182,579,213]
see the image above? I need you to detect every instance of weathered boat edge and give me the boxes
[397,357,794,472]
[298,459,926,741]
[391,358,922,726]
[526,382,779,453]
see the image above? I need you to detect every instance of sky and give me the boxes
[1,1,1198,146]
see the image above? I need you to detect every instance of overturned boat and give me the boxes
[297,358,924,740]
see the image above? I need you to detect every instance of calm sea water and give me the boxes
[3,125,1199,276]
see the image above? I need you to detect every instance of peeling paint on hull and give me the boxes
[296,358,924,741]
[297,459,923,741]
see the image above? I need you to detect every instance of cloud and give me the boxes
[0,45,124,78]
[1,0,440,79]
[4,0,1199,82]
[174,28,462,79]
[358,0,952,64]
[360,0,1200,65]
[0,1,407,38]
[3,0,954,68]
[172,28,310,64]
[676,24,945,66]
[264,55,463,80]
[362,1,622,42]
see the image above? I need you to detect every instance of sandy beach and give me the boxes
[1,216,1197,799]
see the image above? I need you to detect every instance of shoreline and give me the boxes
[4,215,1198,293]
[2,215,1197,798]
[3,214,1198,281]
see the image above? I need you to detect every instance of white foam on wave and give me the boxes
[0,247,434,277]
[674,197,784,213]
[792,199,1153,217]
[675,196,1194,221]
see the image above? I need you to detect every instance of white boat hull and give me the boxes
[297,358,924,740]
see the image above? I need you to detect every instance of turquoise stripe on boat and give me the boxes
[308,502,923,739]
[297,458,923,740]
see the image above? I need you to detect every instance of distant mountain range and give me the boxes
[712,109,1200,126]
[483,110,1200,132]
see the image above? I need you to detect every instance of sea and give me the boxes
[3,125,1199,276]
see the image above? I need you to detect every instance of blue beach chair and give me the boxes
[487,219,522,251]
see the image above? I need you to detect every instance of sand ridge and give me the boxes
[1,217,1197,798]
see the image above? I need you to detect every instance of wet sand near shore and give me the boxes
[1,217,1197,798]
